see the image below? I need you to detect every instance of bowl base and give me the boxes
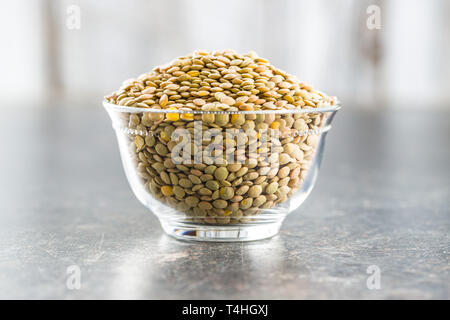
[160,220,282,242]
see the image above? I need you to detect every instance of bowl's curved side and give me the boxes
[287,109,338,213]
[287,130,328,213]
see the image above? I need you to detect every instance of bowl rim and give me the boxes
[103,100,341,114]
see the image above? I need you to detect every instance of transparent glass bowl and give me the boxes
[103,101,340,241]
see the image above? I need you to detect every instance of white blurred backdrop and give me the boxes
[1,0,449,109]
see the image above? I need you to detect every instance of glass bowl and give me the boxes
[103,101,340,241]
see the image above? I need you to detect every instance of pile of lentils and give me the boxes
[105,50,337,224]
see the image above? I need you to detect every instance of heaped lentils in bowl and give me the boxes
[104,50,338,226]
[106,50,336,111]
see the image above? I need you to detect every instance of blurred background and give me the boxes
[1,0,450,110]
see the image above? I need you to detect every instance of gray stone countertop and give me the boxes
[0,104,448,299]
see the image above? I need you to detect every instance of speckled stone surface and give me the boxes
[0,105,448,299]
